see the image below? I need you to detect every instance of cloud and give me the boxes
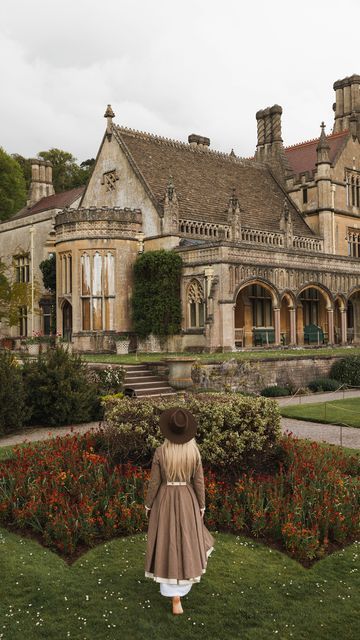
[0,0,358,161]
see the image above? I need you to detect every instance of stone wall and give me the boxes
[190,355,344,394]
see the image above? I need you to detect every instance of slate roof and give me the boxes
[284,131,349,176]
[8,186,85,222]
[116,126,314,238]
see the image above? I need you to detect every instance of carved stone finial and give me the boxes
[163,175,179,233]
[316,121,330,161]
[104,105,115,140]
[229,187,239,211]
[283,198,289,221]
[166,175,174,202]
[104,104,115,119]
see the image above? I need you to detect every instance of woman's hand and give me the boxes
[200,507,205,519]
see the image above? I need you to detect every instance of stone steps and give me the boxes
[123,363,177,399]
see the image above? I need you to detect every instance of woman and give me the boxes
[144,406,214,615]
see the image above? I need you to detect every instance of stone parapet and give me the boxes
[55,206,142,242]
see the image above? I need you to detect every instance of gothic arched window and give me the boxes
[187,279,205,328]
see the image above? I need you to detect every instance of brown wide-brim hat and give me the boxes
[159,407,197,444]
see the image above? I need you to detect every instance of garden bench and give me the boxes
[253,327,275,346]
[303,323,324,344]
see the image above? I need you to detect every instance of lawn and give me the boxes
[281,397,360,429]
[81,345,360,365]
[1,528,359,640]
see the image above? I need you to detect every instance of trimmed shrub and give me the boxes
[87,366,125,396]
[330,356,360,387]
[0,352,28,434]
[101,393,282,476]
[308,377,343,392]
[261,386,291,397]
[22,347,100,426]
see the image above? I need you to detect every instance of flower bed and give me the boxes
[0,431,359,564]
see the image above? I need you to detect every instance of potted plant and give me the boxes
[25,332,42,355]
[114,333,130,354]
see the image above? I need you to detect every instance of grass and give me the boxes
[1,528,359,640]
[281,397,360,429]
[81,345,360,365]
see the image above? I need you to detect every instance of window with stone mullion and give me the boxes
[81,251,115,331]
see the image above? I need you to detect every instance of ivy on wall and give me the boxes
[132,250,182,338]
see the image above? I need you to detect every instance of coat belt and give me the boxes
[166,481,187,486]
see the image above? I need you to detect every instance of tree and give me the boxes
[12,154,32,191]
[39,254,56,293]
[38,149,94,192]
[0,148,27,221]
[0,258,33,327]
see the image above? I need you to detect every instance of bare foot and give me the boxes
[172,596,183,615]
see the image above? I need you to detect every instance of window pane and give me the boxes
[104,252,115,296]
[93,252,102,296]
[92,298,103,330]
[198,303,204,327]
[190,302,196,327]
[105,297,114,330]
[81,254,91,295]
[68,256,72,294]
[82,298,91,330]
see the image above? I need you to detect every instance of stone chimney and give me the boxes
[28,159,55,208]
[255,104,283,161]
[188,134,210,150]
[333,74,360,134]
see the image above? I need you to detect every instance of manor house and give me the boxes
[2,74,360,352]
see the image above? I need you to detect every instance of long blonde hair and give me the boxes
[162,438,201,482]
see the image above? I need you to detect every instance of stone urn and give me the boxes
[27,343,40,356]
[164,358,195,389]
[115,339,130,354]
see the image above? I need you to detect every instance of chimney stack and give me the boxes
[333,74,360,134]
[188,134,210,150]
[255,105,283,161]
[27,159,55,208]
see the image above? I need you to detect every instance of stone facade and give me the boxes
[2,79,360,353]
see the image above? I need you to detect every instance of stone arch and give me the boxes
[233,277,280,306]
[296,283,333,345]
[234,278,280,347]
[296,282,333,308]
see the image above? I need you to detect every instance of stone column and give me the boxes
[340,308,347,345]
[296,304,304,345]
[289,307,297,345]
[217,301,236,351]
[274,307,281,345]
[327,308,335,345]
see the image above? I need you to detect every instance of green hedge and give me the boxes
[308,377,342,392]
[101,393,282,476]
[330,356,360,387]
[0,352,29,434]
[260,386,291,397]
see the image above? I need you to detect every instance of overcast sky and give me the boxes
[0,0,358,162]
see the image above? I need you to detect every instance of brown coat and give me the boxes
[144,446,215,583]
